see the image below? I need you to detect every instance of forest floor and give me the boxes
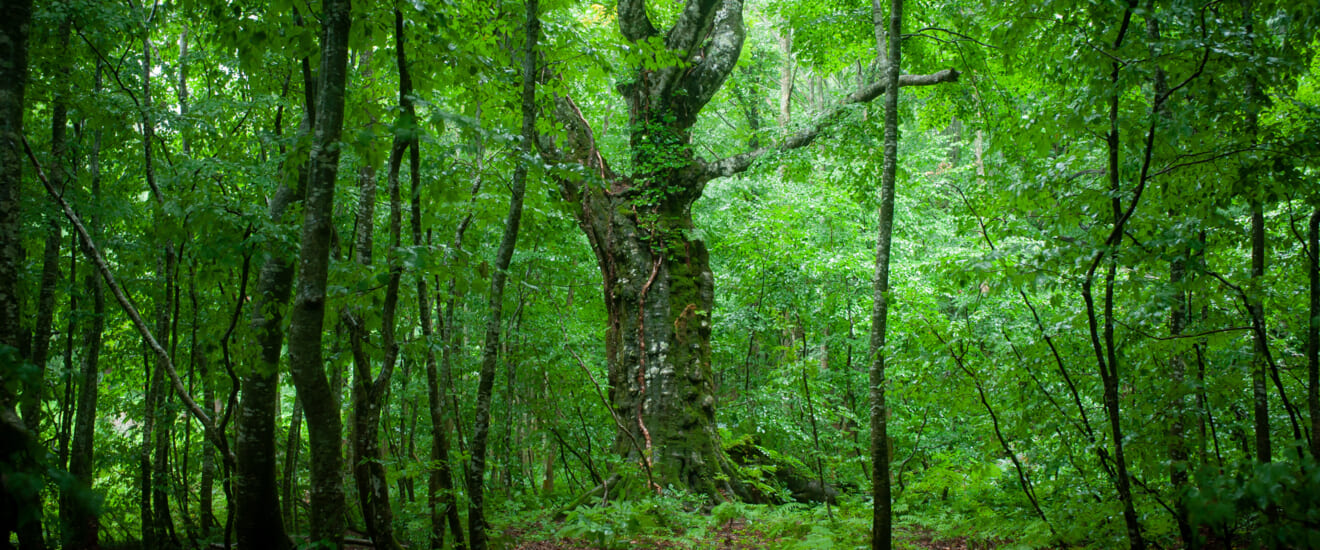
[505,520,983,549]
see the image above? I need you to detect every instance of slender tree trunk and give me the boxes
[467,7,538,548]
[1079,6,1145,549]
[19,14,72,548]
[1248,200,1272,466]
[151,256,180,550]
[868,2,901,548]
[281,395,303,533]
[56,231,76,475]
[24,4,71,429]
[346,42,405,544]
[285,0,352,544]
[1239,0,1272,471]
[777,28,793,127]
[392,6,464,546]
[138,21,182,546]
[435,112,480,550]
[1144,8,1194,546]
[61,63,104,550]
[1168,249,1194,545]
[1309,208,1319,461]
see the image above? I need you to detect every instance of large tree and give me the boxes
[535,0,957,496]
[0,0,42,545]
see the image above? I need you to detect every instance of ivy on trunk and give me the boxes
[535,0,957,498]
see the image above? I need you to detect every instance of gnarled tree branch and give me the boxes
[678,0,745,125]
[618,0,657,42]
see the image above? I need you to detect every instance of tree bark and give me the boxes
[236,156,302,550]
[281,395,303,533]
[0,1,42,546]
[346,42,405,548]
[62,64,103,549]
[1238,0,1273,471]
[236,45,311,550]
[467,5,538,547]
[393,6,465,547]
[777,28,793,127]
[1076,5,1148,549]
[868,1,901,548]
[532,0,954,499]
[1309,208,1319,461]
[1249,200,1271,465]
[284,0,352,544]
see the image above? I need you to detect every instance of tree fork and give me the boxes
[533,0,957,501]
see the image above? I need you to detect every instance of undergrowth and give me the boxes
[504,491,982,550]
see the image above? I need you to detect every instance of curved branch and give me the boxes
[536,93,617,200]
[702,68,960,178]
[618,0,657,42]
[24,135,232,463]
[665,0,721,56]
[678,0,744,122]
[907,26,999,49]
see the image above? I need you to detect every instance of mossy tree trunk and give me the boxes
[584,180,734,497]
[536,0,956,499]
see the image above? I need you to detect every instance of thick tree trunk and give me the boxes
[571,178,742,498]
[0,2,41,547]
[238,57,309,550]
[235,108,303,549]
[285,0,352,544]
[537,0,953,501]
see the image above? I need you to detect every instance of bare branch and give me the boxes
[702,68,959,178]
[907,26,999,49]
[536,92,618,200]
[23,135,232,463]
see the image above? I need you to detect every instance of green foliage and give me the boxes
[555,491,708,549]
[1188,460,1320,548]
[12,0,1320,547]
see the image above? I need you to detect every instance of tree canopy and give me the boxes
[1,0,1319,548]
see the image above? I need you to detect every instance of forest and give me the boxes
[1,0,1319,548]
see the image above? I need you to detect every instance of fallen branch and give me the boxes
[23,134,233,463]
